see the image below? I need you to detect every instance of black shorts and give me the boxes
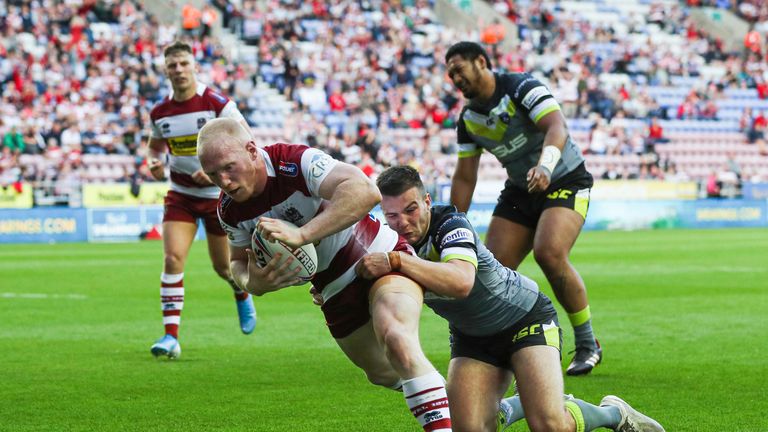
[449,292,562,371]
[493,163,594,229]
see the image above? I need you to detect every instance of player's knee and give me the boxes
[362,368,401,389]
[380,326,418,371]
[212,264,230,280]
[163,253,185,272]
[526,411,570,432]
[532,245,566,273]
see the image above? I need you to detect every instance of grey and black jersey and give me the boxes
[416,205,539,337]
[456,72,584,190]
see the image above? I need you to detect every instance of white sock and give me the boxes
[160,272,184,338]
[402,371,452,431]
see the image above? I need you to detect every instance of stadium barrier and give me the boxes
[82,183,169,207]
[437,180,701,203]
[0,183,34,209]
[1,193,767,244]
[0,206,208,243]
[375,199,768,232]
[742,183,768,200]
[580,199,768,230]
[0,208,88,243]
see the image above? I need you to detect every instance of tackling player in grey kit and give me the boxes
[446,41,601,375]
[355,166,664,432]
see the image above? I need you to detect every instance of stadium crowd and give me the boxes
[1,0,767,204]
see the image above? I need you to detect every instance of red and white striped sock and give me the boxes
[160,273,184,339]
[403,371,452,431]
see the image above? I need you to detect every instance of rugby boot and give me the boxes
[566,339,602,376]
[151,334,181,359]
[600,395,665,432]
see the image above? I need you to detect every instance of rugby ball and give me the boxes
[250,223,318,282]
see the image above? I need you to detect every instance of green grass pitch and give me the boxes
[1,228,766,431]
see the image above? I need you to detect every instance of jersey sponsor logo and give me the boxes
[167,134,198,156]
[310,153,333,178]
[489,133,527,158]
[440,228,473,247]
[521,86,550,109]
[278,161,298,177]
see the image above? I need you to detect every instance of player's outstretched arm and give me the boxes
[357,252,476,299]
[299,162,381,246]
[450,154,481,213]
[230,245,302,296]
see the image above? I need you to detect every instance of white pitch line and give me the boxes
[1,292,88,300]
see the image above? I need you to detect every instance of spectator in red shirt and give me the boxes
[677,94,698,119]
[748,110,767,143]
[700,100,718,120]
[748,110,768,156]
[706,170,721,198]
[744,26,762,56]
[646,116,669,146]
[328,88,346,112]
[756,76,768,99]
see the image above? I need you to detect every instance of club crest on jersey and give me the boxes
[197,117,207,129]
[278,161,298,177]
[498,112,511,124]
[284,206,304,224]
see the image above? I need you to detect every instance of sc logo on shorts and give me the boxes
[511,324,542,343]
[546,189,572,200]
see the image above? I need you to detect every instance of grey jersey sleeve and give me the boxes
[509,73,562,124]
[456,109,483,158]
[432,213,479,268]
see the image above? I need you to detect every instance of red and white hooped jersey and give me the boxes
[150,82,246,199]
[218,143,399,301]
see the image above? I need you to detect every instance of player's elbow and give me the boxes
[548,121,569,142]
[360,180,381,209]
[452,169,473,184]
[451,275,475,299]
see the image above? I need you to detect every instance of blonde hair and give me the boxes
[197,118,251,157]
